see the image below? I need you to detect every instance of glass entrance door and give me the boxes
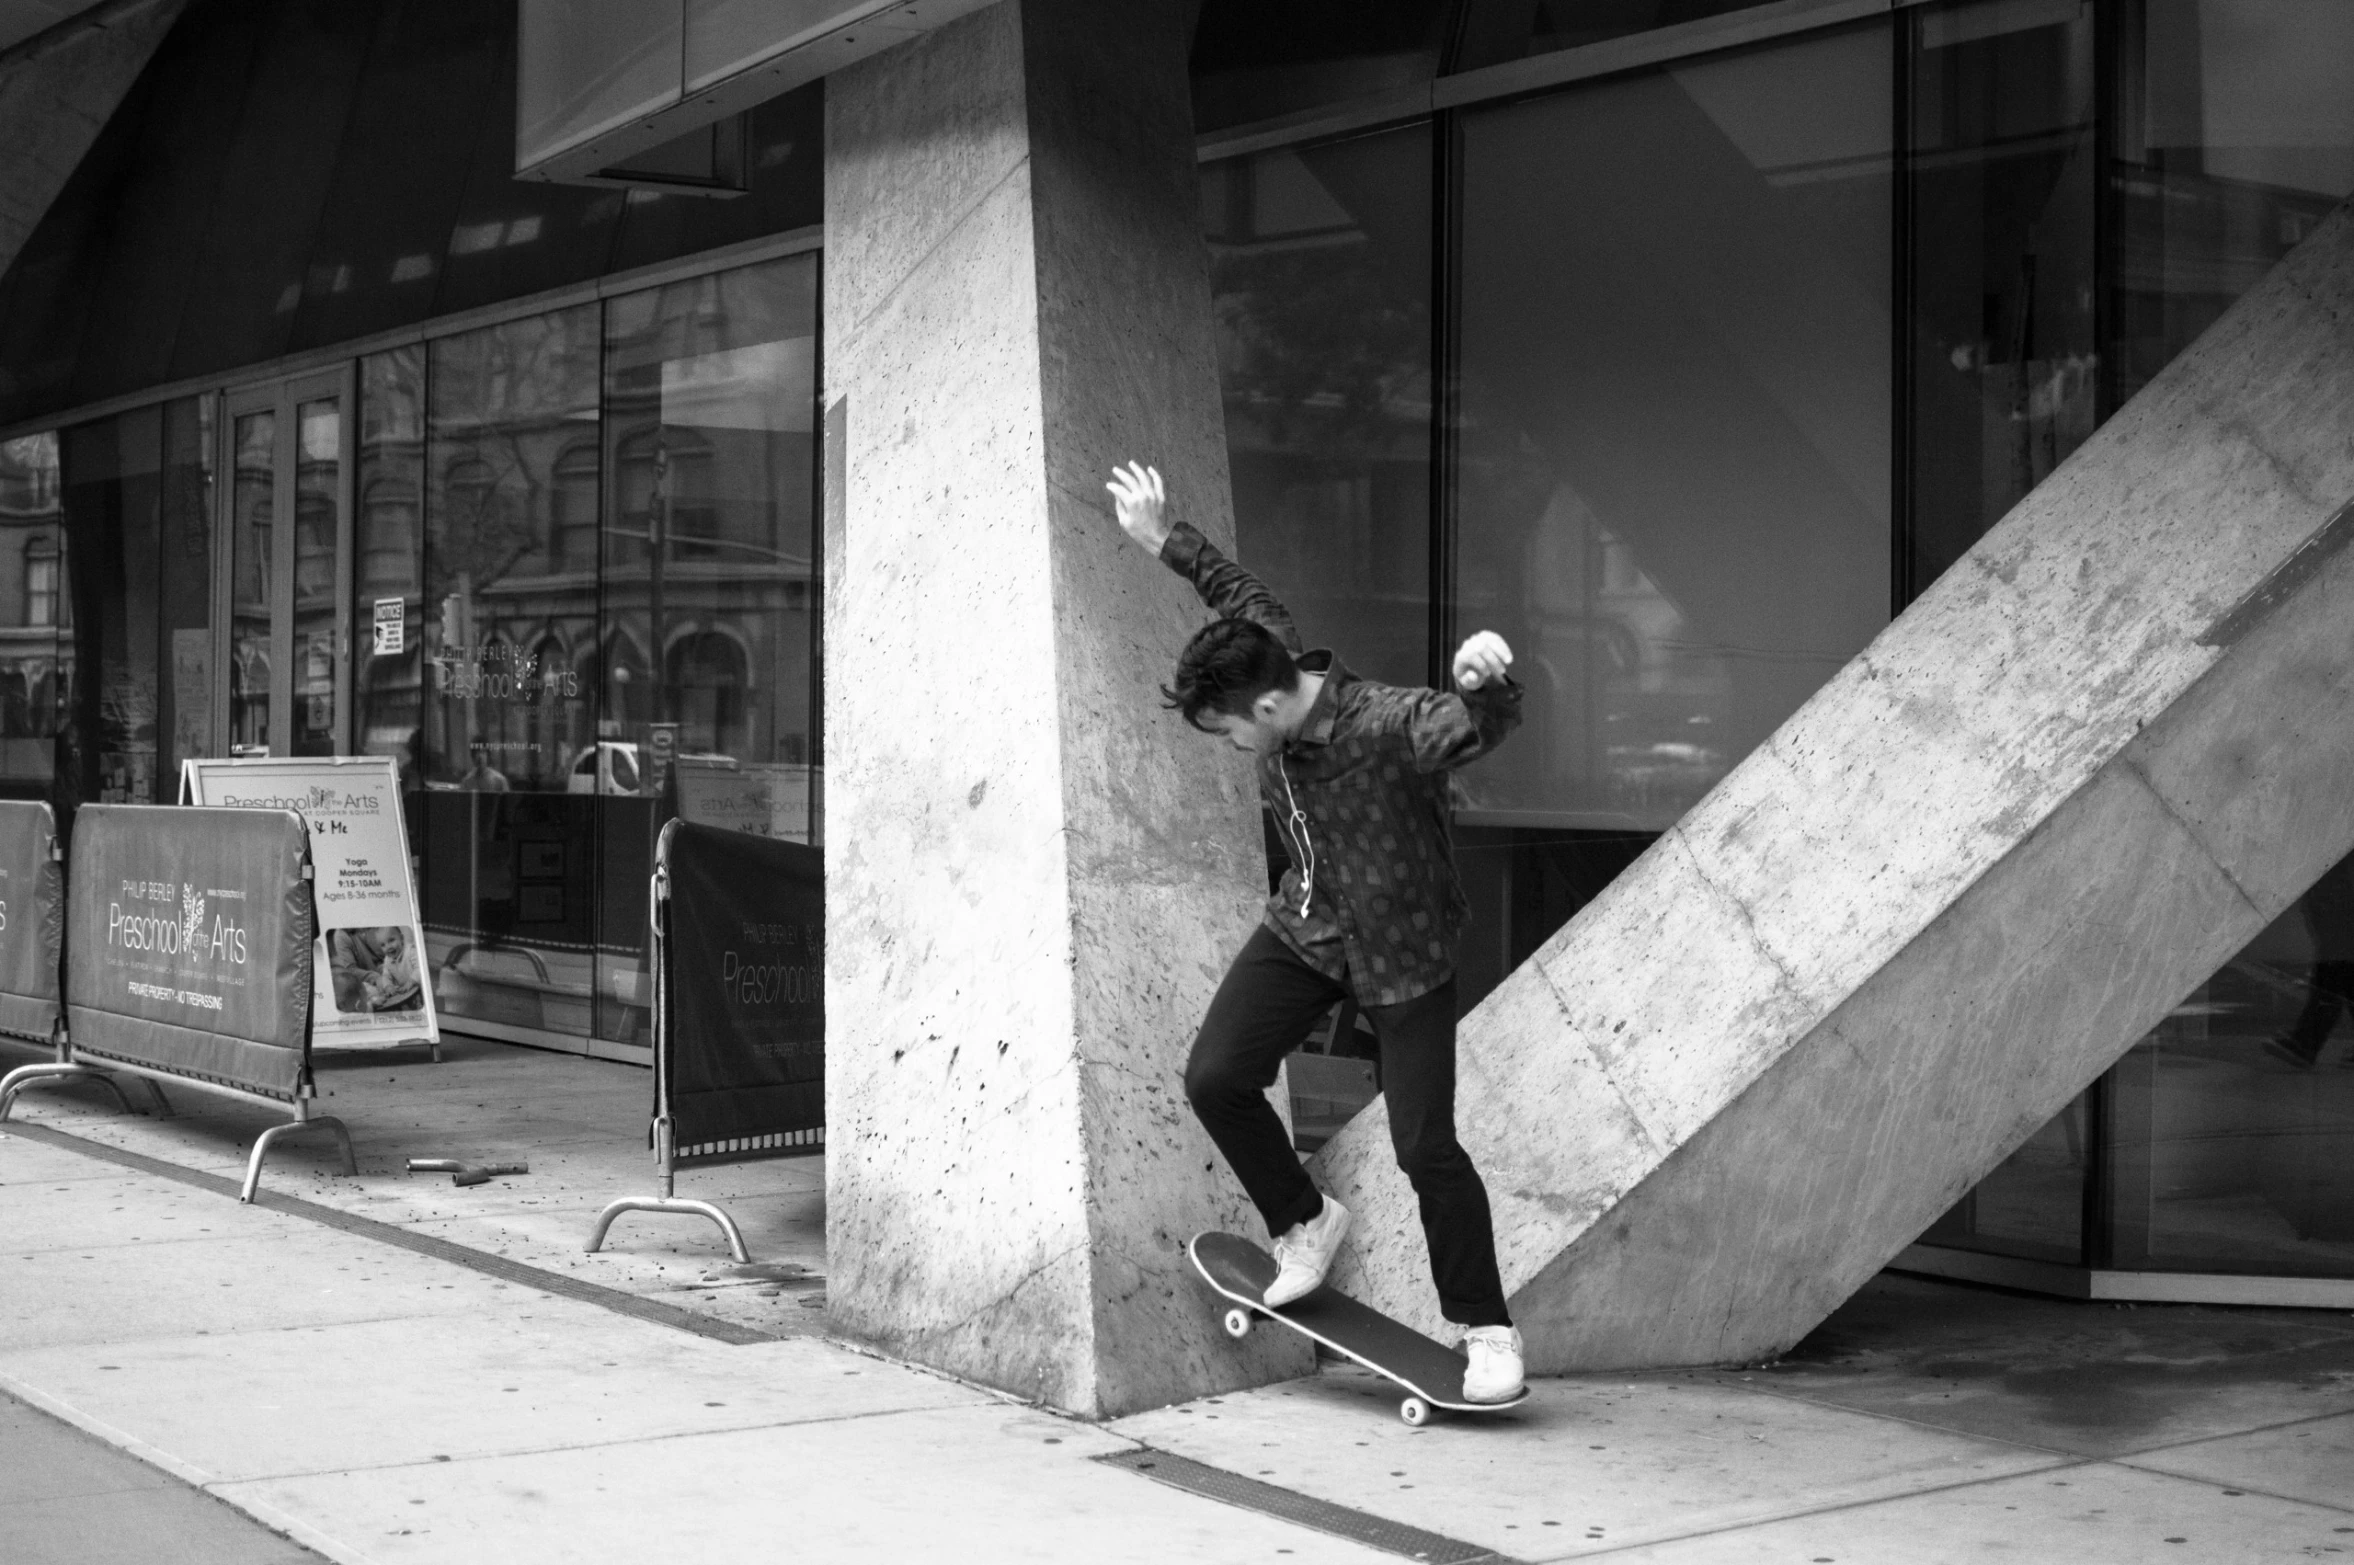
[219,371,352,759]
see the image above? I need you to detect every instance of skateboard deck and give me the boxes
[1190,1231,1529,1424]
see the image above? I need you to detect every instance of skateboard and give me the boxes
[1190,1231,1530,1425]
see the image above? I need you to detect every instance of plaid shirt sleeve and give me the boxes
[1357,679,1524,772]
[1159,521,1306,655]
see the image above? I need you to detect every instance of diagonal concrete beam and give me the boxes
[0,0,185,283]
[1312,200,2354,1370]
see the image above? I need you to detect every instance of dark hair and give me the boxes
[1161,617,1299,732]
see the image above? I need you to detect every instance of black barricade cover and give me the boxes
[0,801,63,1043]
[665,821,822,1149]
[66,805,314,1102]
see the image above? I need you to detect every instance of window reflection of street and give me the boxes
[0,435,63,796]
[345,257,819,1055]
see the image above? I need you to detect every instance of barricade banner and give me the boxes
[181,756,437,1053]
[665,821,822,1156]
[0,801,62,1043]
[67,805,314,1102]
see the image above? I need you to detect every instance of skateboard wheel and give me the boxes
[1398,1396,1431,1427]
[1222,1307,1253,1340]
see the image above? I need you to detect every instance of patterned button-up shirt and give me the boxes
[1162,522,1523,1007]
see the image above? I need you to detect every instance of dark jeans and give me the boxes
[1183,925,1510,1328]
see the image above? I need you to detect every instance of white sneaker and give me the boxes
[1263,1196,1350,1308]
[1462,1324,1525,1403]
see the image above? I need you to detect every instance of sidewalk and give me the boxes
[0,1033,827,1339]
[6,1040,2354,1562]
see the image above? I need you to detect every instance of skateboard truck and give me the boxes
[406,1157,528,1188]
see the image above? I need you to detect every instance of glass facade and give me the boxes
[55,400,213,813]
[1204,0,2354,1287]
[1452,20,1894,998]
[0,0,821,431]
[0,435,65,800]
[341,256,824,1054]
[0,0,827,1064]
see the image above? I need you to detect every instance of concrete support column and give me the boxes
[822,0,1310,1416]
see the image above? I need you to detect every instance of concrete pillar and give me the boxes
[1313,200,2354,1368]
[822,0,1311,1416]
[0,0,186,281]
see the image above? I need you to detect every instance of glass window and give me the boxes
[424,305,601,793]
[158,397,215,781]
[1449,21,1894,1003]
[61,407,165,807]
[593,254,820,1044]
[2082,0,2354,1281]
[1190,0,1448,132]
[288,4,501,352]
[2102,858,2354,1279]
[227,408,275,757]
[1904,0,2098,598]
[291,398,342,757]
[420,304,603,1045]
[1450,0,1783,74]
[0,435,63,797]
[163,4,378,382]
[1207,124,1434,688]
[355,346,425,788]
[2110,0,2354,404]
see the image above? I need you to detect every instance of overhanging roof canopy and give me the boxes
[516,0,997,189]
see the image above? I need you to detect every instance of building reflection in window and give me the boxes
[0,434,63,797]
[2091,0,2354,1280]
[1204,126,1433,690]
[419,303,603,1044]
[355,345,426,786]
[1449,20,1894,1003]
[1904,0,2098,598]
[593,252,819,1044]
[61,402,207,808]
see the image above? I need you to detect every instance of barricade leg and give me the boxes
[241,1115,357,1203]
[584,1197,752,1264]
[0,1062,144,1120]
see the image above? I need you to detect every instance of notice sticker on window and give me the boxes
[373,598,405,656]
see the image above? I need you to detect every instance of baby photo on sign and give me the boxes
[329,926,423,1015]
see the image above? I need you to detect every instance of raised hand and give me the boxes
[1452,630,1514,691]
[1106,461,1171,554]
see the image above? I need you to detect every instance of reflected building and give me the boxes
[1,0,2352,1306]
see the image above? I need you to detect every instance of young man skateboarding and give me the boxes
[1106,461,1527,1403]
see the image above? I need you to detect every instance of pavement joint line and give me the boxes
[1,1119,791,1348]
[1098,1444,1523,1564]
[151,1396,993,1490]
[2103,1400,2354,1464]
[3,1227,316,1259]
[2108,1465,2354,1522]
[1533,1455,2112,1561]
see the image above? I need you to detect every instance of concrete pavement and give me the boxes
[6,1038,2354,1561]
